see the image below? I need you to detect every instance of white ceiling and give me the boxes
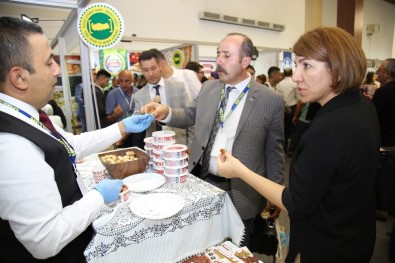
[0,1,193,55]
[0,2,72,41]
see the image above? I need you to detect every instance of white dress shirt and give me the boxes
[0,93,122,259]
[276,76,299,107]
[208,76,251,175]
[148,78,167,105]
[169,67,202,100]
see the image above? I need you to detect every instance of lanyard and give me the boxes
[118,88,134,113]
[219,83,250,128]
[0,99,77,168]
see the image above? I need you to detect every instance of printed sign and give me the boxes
[283,51,292,69]
[99,49,129,75]
[77,3,124,49]
[162,45,193,69]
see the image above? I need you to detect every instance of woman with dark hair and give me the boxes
[255,74,267,84]
[185,61,207,83]
[364,71,376,85]
[360,71,379,99]
[217,27,380,263]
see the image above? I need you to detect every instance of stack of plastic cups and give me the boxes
[151,131,176,175]
[144,137,155,172]
[162,144,188,187]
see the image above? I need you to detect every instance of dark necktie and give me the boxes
[153,85,161,103]
[201,86,235,177]
[152,85,162,131]
[38,110,62,138]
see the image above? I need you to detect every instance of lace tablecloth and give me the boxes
[76,154,244,263]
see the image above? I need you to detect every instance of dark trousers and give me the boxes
[390,224,395,262]
[240,218,254,247]
[376,151,395,212]
[284,105,297,152]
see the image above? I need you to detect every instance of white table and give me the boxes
[77,154,244,263]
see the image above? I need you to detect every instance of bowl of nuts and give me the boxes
[98,147,149,179]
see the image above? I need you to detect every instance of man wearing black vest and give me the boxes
[0,17,153,262]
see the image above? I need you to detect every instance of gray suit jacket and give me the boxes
[134,79,192,145]
[169,79,285,219]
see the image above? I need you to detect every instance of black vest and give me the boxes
[0,112,93,263]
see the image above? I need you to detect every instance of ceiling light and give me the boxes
[21,14,39,23]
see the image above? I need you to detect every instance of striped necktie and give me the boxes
[201,86,235,177]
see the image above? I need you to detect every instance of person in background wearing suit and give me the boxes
[92,69,111,129]
[75,69,97,132]
[141,33,285,246]
[0,16,153,262]
[133,49,192,145]
[217,27,380,263]
[372,58,395,221]
[152,50,201,147]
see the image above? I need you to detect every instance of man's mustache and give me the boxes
[216,65,227,74]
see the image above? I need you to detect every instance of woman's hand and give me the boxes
[218,149,287,212]
[217,149,244,179]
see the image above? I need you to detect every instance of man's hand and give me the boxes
[94,179,123,203]
[264,202,281,219]
[121,114,154,133]
[141,102,170,121]
[114,104,123,117]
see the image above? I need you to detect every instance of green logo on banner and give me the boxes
[78,3,124,49]
[171,49,184,68]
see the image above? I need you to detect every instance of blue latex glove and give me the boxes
[122,114,154,133]
[94,179,123,203]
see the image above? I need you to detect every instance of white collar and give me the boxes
[226,75,251,92]
[0,93,40,120]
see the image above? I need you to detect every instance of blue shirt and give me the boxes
[105,87,138,122]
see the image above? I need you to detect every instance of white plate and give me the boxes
[123,173,165,192]
[129,193,185,219]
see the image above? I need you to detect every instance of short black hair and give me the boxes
[268,66,281,78]
[0,16,44,84]
[139,49,162,64]
[96,69,111,80]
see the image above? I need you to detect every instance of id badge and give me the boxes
[211,132,227,157]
